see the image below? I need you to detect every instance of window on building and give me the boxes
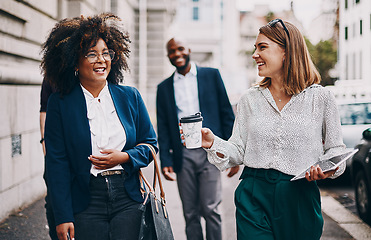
[111,0,117,12]
[353,53,356,79]
[345,54,349,79]
[193,7,199,21]
[355,0,360,3]
[345,0,348,9]
[360,19,363,35]
[220,0,224,21]
[193,0,199,2]
[360,51,362,79]
[353,22,356,38]
[345,26,348,40]
[11,134,22,157]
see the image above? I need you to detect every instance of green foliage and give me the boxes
[305,37,337,86]
[265,12,275,23]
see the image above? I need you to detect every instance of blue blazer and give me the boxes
[156,66,235,172]
[45,83,157,226]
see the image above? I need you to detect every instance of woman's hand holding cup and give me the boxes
[201,128,215,149]
[201,128,225,158]
[179,125,215,149]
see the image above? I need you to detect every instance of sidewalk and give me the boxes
[164,170,371,240]
[1,166,371,239]
[321,194,371,240]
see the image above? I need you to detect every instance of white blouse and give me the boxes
[81,82,126,176]
[206,84,346,178]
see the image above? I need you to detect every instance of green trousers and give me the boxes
[235,167,323,240]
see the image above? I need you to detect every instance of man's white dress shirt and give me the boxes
[173,62,200,119]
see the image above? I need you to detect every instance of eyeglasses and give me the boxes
[84,49,115,63]
[268,19,290,39]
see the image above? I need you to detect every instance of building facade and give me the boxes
[339,0,371,82]
[0,0,174,221]
[168,0,246,105]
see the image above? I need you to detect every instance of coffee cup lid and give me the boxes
[180,112,203,123]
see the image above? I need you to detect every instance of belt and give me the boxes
[240,167,293,183]
[99,170,124,177]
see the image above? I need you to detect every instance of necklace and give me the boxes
[272,93,283,102]
[268,87,285,103]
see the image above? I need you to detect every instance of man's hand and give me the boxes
[227,165,240,178]
[56,222,74,240]
[162,166,176,181]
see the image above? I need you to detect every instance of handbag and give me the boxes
[137,143,175,240]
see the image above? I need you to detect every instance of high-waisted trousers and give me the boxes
[235,167,323,240]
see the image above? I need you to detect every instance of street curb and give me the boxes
[321,195,371,240]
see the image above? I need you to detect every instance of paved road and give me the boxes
[1,165,371,239]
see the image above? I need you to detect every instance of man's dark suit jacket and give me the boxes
[156,66,235,172]
[45,83,157,226]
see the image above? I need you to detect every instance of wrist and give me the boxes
[40,138,44,144]
[204,140,214,149]
[121,152,129,163]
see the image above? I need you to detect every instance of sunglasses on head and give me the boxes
[268,19,290,39]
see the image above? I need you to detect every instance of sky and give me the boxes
[236,0,322,29]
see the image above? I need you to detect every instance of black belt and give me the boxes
[99,170,124,177]
[240,167,293,183]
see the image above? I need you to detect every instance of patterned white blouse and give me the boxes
[206,84,346,178]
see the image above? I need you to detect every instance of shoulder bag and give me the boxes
[137,143,175,240]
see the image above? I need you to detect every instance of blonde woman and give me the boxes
[200,19,346,240]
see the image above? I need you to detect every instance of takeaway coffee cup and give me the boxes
[180,112,203,149]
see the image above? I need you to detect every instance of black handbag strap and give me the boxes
[137,143,166,201]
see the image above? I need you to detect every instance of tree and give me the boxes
[265,12,275,23]
[305,38,338,86]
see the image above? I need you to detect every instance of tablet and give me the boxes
[290,149,359,181]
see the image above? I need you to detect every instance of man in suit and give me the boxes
[156,37,239,240]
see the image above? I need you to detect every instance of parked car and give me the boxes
[351,128,371,225]
[338,101,371,168]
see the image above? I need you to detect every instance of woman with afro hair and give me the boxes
[41,13,157,240]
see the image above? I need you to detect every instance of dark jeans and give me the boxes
[45,194,58,240]
[74,173,142,240]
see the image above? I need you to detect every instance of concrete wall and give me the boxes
[0,0,58,221]
[0,85,45,221]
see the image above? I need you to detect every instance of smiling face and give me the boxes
[77,38,111,89]
[252,33,285,81]
[166,38,191,75]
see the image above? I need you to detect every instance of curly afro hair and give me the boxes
[40,13,130,95]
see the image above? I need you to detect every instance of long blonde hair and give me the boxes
[258,20,321,95]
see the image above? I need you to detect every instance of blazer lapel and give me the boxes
[168,75,178,118]
[108,83,134,148]
[196,66,205,113]
[63,85,92,172]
